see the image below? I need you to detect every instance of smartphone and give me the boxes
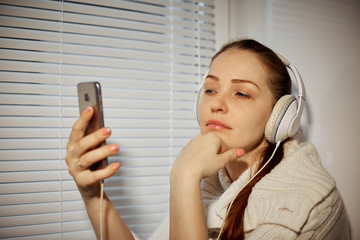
[77,81,107,170]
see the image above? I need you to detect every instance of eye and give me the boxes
[236,91,250,99]
[204,89,216,95]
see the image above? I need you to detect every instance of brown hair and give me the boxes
[214,39,292,239]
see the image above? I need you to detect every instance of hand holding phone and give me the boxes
[77,81,108,170]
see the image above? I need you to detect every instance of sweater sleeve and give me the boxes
[245,224,297,240]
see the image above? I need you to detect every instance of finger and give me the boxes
[65,153,77,172]
[92,162,121,181]
[76,162,121,186]
[217,148,245,167]
[67,106,94,152]
[79,144,119,170]
[71,127,112,159]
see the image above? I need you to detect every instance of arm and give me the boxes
[65,107,134,240]
[82,193,134,240]
[170,133,244,240]
[170,169,208,240]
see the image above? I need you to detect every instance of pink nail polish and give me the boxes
[111,145,119,152]
[85,106,92,113]
[112,162,120,170]
[102,127,111,135]
[236,149,245,157]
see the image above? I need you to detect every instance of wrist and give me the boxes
[170,172,202,204]
[78,183,102,200]
[170,166,202,186]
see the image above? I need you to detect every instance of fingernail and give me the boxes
[110,144,119,152]
[236,149,245,157]
[112,162,120,170]
[85,106,92,113]
[102,127,111,135]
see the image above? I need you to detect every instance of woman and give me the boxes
[66,39,351,239]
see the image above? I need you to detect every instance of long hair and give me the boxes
[214,39,292,239]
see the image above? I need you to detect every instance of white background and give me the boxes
[215,0,360,239]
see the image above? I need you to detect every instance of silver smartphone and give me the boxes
[77,82,107,170]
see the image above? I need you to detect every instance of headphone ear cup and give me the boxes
[265,95,297,144]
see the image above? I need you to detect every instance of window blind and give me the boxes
[0,0,215,239]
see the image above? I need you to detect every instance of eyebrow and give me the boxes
[206,74,260,90]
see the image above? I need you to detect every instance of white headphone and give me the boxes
[195,53,306,144]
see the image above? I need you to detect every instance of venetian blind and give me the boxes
[0,0,215,239]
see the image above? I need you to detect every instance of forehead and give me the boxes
[209,49,268,88]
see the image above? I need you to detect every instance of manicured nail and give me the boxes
[102,127,111,135]
[110,144,119,152]
[85,106,92,113]
[112,162,120,170]
[236,149,245,157]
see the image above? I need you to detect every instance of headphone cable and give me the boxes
[216,141,281,239]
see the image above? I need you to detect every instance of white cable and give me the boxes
[100,180,104,240]
[216,141,281,239]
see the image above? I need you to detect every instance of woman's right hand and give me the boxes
[65,106,120,199]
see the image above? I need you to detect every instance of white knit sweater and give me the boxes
[140,139,351,239]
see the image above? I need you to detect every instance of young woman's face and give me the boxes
[198,49,275,154]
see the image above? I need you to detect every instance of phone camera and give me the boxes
[85,93,89,101]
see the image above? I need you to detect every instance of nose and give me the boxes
[210,93,228,114]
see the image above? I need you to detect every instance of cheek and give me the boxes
[229,108,272,147]
[197,100,207,125]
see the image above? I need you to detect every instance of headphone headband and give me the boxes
[276,53,306,100]
[275,53,306,123]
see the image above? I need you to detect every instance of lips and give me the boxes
[206,119,231,130]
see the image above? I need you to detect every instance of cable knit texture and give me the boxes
[135,139,351,239]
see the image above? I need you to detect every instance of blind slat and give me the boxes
[0,139,60,149]
[0,27,61,41]
[62,33,171,51]
[0,82,60,95]
[0,72,60,84]
[0,60,60,74]
[0,129,60,138]
[0,213,61,228]
[0,0,61,11]
[71,0,171,16]
[63,11,170,34]
[0,182,61,194]
[0,223,61,238]
[0,16,61,31]
[0,106,60,117]
[0,5,61,21]
[62,22,171,43]
[63,1,170,25]
[0,95,60,106]
[0,203,61,217]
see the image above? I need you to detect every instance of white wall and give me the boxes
[215,0,360,238]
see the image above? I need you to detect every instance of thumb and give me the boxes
[218,148,245,166]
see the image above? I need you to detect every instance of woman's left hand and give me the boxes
[169,132,244,240]
[171,132,244,182]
